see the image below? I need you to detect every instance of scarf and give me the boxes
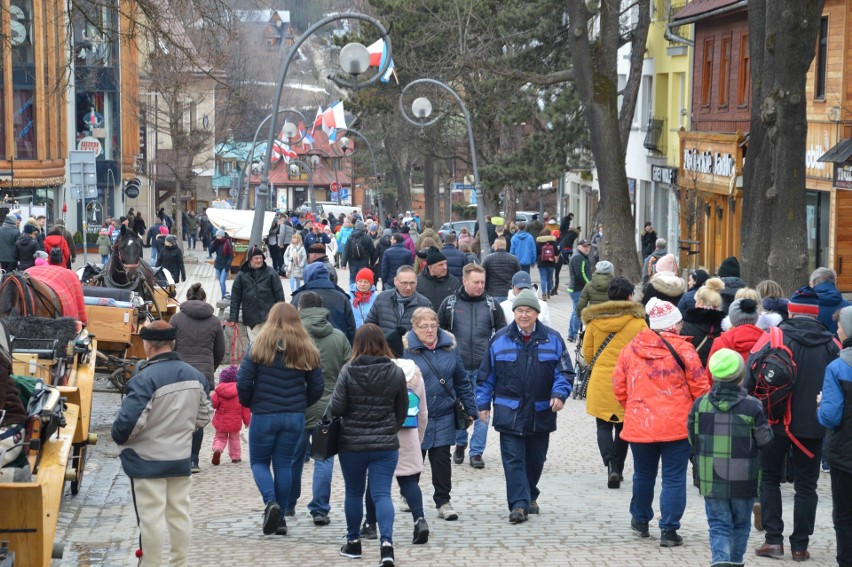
[843,337,852,349]
[395,290,415,319]
[353,289,373,307]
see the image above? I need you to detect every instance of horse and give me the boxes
[0,271,64,319]
[89,226,158,299]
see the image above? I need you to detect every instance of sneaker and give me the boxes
[380,542,395,566]
[412,518,429,544]
[232,459,242,463]
[453,445,466,465]
[340,540,362,559]
[284,509,296,518]
[275,519,288,536]
[437,502,458,521]
[660,530,683,547]
[400,496,409,512]
[469,455,485,469]
[361,522,378,540]
[262,502,280,535]
[312,513,330,526]
[528,501,540,515]
[509,508,528,524]
[567,335,577,343]
[211,451,221,466]
[631,518,650,538]
[191,461,201,474]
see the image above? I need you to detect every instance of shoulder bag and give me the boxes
[573,333,615,400]
[419,351,470,430]
[310,406,342,460]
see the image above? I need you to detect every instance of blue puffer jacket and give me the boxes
[509,231,537,266]
[441,245,468,279]
[404,329,476,449]
[818,346,852,474]
[236,349,323,415]
[814,281,852,335]
[381,243,414,285]
[477,321,573,436]
[350,283,377,328]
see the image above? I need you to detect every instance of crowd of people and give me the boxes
[28,205,840,567]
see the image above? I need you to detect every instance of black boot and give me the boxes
[607,461,620,489]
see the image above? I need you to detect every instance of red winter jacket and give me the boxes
[707,324,767,375]
[43,233,71,268]
[211,382,251,433]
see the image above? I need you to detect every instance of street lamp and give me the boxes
[399,79,490,255]
[288,158,315,214]
[249,12,393,248]
[334,128,384,222]
[304,150,338,213]
[241,108,309,210]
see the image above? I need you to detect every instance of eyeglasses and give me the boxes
[397,281,416,287]
[514,308,537,316]
[415,324,438,331]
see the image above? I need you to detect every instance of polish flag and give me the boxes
[367,38,396,84]
[311,106,323,136]
[321,101,347,131]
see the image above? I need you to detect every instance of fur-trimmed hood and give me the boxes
[649,273,687,297]
[402,328,457,351]
[581,300,646,326]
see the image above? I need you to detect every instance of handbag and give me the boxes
[573,333,615,400]
[419,351,471,430]
[310,407,341,460]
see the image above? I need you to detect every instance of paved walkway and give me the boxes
[53,252,838,566]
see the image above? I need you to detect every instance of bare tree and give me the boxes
[740,0,825,291]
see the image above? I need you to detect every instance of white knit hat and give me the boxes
[645,297,682,332]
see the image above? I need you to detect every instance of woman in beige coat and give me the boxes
[581,276,647,489]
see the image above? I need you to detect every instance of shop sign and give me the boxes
[805,123,833,181]
[77,136,103,156]
[683,149,735,177]
[651,165,678,186]
[834,163,852,190]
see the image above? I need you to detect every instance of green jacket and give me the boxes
[577,272,613,320]
[300,307,352,429]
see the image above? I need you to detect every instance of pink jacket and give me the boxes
[401,233,417,259]
[211,382,251,433]
[393,359,428,477]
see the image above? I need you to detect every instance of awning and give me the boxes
[817,139,852,163]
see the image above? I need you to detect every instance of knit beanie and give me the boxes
[216,229,226,238]
[646,297,682,332]
[23,224,38,235]
[355,267,374,285]
[839,306,852,338]
[718,256,741,278]
[219,365,238,384]
[655,253,678,275]
[728,298,760,327]
[595,260,614,275]
[708,348,745,383]
[247,246,265,261]
[426,246,447,266]
[355,220,365,230]
[788,286,820,317]
[512,289,541,313]
[159,225,169,235]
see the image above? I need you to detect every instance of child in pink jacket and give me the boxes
[211,366,251,464]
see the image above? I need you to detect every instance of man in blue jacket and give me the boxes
[818,306,852,567]
[112,321,212,566]
[810,267,852,335]
[441,233,468,279]
[509,222,537,274]
[476,289,573,524]
[380,234,413,290]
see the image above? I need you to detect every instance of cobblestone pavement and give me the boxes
[53,252,838,566]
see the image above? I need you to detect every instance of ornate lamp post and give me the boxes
[249,12,393,247]
[335,128,384,222]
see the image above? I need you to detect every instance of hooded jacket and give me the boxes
[744,316,840,440]
[156,244,186,282]
[349,283,378,328]
[813,281,852,335]
[229,256,285,328]
[210,237,234,271]
[438,288,506,371]
[400,232,417,258]
[567,250,593,293]
[535,234,558,266]
[43,233,71,268]
[641,273,687,308]
[819,344,852,473]
[482,250,521,298]
[719,277,747,314]
[581,301,648,422]
[680,307,726,366]
[300,307,352,429]
[404,329,476,449]
[112,352,213,478]
[688,381,773,499]
[13,233,39,270]
[393,358,428,477]
[211,381,251,433]
[416,269,460,314]
[509,230,537,266]
[613,329,711,443]
[641,247,668,286]
[577,272,614,320]
[291,263,356,343]
[170,300,226,385]
[330,355,408,452]
[415,228,438,250]
[342,228,376,268]
[707,324,766,370]
[365,288,432,336]
[381,242,414,286]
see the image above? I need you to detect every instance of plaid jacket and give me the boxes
[688,382,773,499]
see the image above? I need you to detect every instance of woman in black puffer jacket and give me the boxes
[155,235,186,282]
[330,323,407,565]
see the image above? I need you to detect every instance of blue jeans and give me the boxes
[705,497,754,564]
[100,254,108,264]
[339,449,398,543]
[288,427,335,516]
[630,439,691,531]
[520,265,531,274]
[455,370,487,457]
[366,473,425,524]
[150,247,158,265]
[248,412,304,517]
[499,432,549,511]
[538,266,554,295]
[568,291,582,338]
[215,268,228,296]
[289,277,302,292]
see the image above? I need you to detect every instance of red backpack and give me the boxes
[540,242,556,263]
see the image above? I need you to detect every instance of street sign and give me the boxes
[125,178,141,199]
[330,181,340,193]
[338,188,349,203]
[77,136,103,157]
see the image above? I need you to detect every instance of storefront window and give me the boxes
[806,190,830,272]
[75,91,119,161]
[13,90,36,159]
[73,0,117,67]
[10,0,35,65]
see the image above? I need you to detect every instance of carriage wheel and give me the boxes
[70,443,87,495]
[107,365,132,394]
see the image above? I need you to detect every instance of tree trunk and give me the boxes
[173,178,184,251]
[423,154,437,224]
[741,0,824,293]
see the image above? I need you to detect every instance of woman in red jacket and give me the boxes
[43,226,71,268]
[707,298,766,371]
[613,297,711,547]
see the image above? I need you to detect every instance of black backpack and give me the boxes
[349,235,366,261]
[49,246,63,265]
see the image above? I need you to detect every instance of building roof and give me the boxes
[818,139,852,164]
[232,10,290,24]
[671,0,746,25]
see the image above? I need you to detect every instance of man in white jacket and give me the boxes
[500,272,551,328]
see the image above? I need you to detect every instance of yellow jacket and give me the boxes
[581,300,647,422]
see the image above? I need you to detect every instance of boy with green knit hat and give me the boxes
[688,348,774,567]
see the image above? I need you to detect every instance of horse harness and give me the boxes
[0,272,62,318]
